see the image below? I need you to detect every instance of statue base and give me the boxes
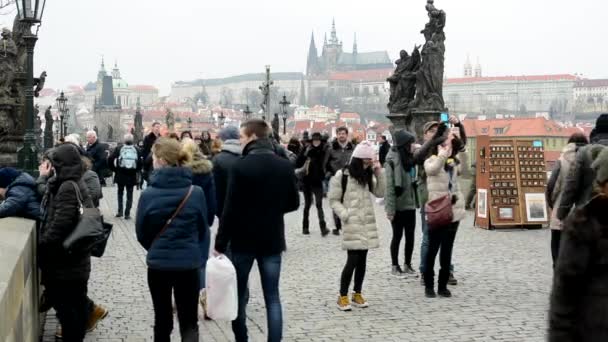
[387,113,413,133]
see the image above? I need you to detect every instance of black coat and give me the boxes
[296,144,327,186]
[215,139,300,255]
[211,140,241,216]
[379,141,391,166]
[142,132,157,160]
[86,140,108,175]
[39,144,94,283]
[324,140,354,176]
[108,143,143,186]
[549,195,608,342]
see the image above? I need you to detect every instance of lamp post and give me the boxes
[279,93,290,135]
[56,91,68,139]
[218,111,226,128]
[15,0,47,175]
[187,116,193,129]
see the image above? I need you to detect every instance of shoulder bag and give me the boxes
[63,181,106,255]
[425,168,455,230]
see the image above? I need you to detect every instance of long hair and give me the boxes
[153,138,189,167]
[348,157,373,192]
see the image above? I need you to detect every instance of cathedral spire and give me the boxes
[329,17,339,45]
[97,55,107,83]
[112,59,121,79]
[307,31,320,76]
[464,53,472,77]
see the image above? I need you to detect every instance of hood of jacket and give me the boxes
[393,130,415,148]
[51,143,84,183]
[332,140,354,151]
[221,139,242,155]
[8,172,37,191]
[150,166,193,189]
[242,138,274,156]
[186,153,213,174]
[563,195,608,241]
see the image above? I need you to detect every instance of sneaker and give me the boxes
[351,293,369,308]
[86,304,109,332]
[337,295,352,311]
[425,288,437,298]
[391,265,405,277]
[332,229,340,236]
[115,213,123,218]
[438,288,452,298]
[403,265,416,276]
[124,215,131,220]
[448,273,458,285]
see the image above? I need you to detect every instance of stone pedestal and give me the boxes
[387,113,413,132]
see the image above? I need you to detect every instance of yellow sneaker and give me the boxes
[351,293,369,308]
[337,295,352,311]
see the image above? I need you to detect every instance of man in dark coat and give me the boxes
[212,126,242,217]
[0,167,41,220]
[324,126,354,235]
[557,113,608,220]
[215,119,299,342]
[141,122,161,187]
[86,130,109,186]
[296,132,329,236]
[378,135,391,166]
[108,133,143,219]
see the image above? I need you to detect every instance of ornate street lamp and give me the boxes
[187,116,193,129]
[243,105,252,121]
[279,93,291,135]
[218,111,226,128]
[15,0,47,175]
[56,91,68,139]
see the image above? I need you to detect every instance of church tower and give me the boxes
[306,32,320,76]
[112,60,121,80]
[321,18,343,73]
[464,54,473,77]
[474,57,482,78]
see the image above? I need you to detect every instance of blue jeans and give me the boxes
[419,207,454,273]
[231,252,283,342]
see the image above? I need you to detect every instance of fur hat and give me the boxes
[0,167,21,189]
[592,147,608,185]
[352,141,375,160]
[218,126,239,141]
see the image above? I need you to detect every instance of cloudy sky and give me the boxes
[1,0,605,95]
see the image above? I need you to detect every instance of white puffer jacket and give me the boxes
[424,150,466,223]
[329,169,386,250]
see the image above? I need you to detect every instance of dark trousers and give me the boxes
[45,278,89,342]
[333,212,342,231]
[424,222,459,290]
[231,252,283,342]
[117,184,134,216]
[551,230,562,267]
[303,184,326,229]
[147,268,199,342]
[340,250,368,296]
[390,210,416,266]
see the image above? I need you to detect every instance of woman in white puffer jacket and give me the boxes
[329,142,385,312]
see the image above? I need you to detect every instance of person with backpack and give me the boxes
[557,113,608,221]
[384,130,418,277]
[136,138,208,342]
[108,133,142,219]
[328,142,385,311]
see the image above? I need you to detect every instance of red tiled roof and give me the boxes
[462,117,575,138]
[447,74,576,85]
[340,112,360,119]
[329,68,393,82]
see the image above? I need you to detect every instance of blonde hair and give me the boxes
[211,139,222,155]
[152,137,189,167]
[181,138,199,160]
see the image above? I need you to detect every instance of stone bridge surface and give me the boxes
[42,186,551,342]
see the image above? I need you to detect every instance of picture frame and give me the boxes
[498,207,514,220]
[525,193,548,222]
[478,189,488,219]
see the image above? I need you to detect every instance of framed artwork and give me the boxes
[525,193,548,222]
[498,207,514,220]
[478,189,488,219]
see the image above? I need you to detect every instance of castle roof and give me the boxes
[175,72,304,87]
[338,51,391,66]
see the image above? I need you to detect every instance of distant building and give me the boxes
[294,105,338,122]
[339,112,361,125]
[573,78,608,113]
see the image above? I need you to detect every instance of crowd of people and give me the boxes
[1,113,607,341]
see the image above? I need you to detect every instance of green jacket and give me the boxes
[385,150,418,215]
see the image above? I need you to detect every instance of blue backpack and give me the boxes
[118,145,138,169]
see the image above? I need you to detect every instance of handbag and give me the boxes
[425,167,455,230]
[91,220,113,258]
[62,181,106,255]
[152,186,194,245]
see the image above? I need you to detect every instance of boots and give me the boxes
[438,269,452,297]
[320,221,330,237]
[303,218,310,235]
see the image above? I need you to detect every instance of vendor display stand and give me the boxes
[475,136,549,229]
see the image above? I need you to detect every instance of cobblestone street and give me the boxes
[43,186,552,342]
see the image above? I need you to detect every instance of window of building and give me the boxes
[373,86,379,95]
[481,128,488,134]
[494,127,505,135]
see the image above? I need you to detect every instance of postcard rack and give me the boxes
[474,136,549,229]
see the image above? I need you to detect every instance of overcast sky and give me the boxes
[1,0,606,95]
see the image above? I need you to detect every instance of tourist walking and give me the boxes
[549,147,608,342]
[85,130,109,186]
[324,126,355,235]
[212,126,242,217]
[38,143,94,342]
[385,130,418,277]
[199,131,213,157]
[296,132,329,236]
[378,135,391,166]
[136,138,209,342]
[108,133,142,219]
[546,133,589,265]
[141,122,161,188]
[422,126,466,298]
[328,142,385,311]
[215,119,300,342]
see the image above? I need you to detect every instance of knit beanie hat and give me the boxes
[0,167,21,189]
[393,130,416,148]
[595,113,608,135]
[592,147,608,185]
[218,126,239,141]
[351,141,375,160]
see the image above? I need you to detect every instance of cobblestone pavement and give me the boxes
[43,185,552,342]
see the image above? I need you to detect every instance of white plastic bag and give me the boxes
[205,255,238,321]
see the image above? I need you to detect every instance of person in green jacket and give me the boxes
[385,130,419,276]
